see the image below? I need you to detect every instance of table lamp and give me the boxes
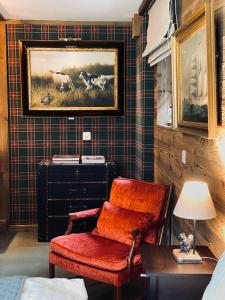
[173,181,217,263]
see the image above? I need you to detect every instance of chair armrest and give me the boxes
[68,207,102,221]
[65,207,102,235]
[127,228,140,281]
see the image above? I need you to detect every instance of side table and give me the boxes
[140,245,217,300]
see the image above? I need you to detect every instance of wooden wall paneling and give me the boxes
[154,0,225,257]
[5,20,130,25]
[132,14,143,38]
[180,0,204,24]
[0,21,9,232]
[215,0,225,10]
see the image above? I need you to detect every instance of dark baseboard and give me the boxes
[0,219,7,232]
[9,224,37,232]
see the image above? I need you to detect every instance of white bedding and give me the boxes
[20,278,88,300]
[202,251,225,300]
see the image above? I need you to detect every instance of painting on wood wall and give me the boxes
[172,2,217,138]
[19,40,124,117]
[180,25,207,123]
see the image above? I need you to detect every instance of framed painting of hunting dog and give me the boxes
[19,40,124,116]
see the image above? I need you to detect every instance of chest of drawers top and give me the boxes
[48,164,107,182]
[38,160,116,181]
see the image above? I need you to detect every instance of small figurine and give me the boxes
[178,233,193,253]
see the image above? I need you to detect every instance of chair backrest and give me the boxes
[109,178,172,245]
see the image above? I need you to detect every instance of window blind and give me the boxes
[142,0,178,66]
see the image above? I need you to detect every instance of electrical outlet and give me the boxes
[181,150,186,164]
[83,132,91,141]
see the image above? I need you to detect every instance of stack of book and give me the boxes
[81,155,105,164]
[52,155,80,165]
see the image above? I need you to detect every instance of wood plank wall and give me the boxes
[0,21,9,231]
[154,0,225,258]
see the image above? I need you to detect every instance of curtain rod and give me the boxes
[138,0,155,16]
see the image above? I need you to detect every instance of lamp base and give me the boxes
[173,248,202,264]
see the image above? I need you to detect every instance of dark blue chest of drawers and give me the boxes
[37,160,117,241]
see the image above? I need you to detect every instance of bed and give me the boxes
[202,250,225,300]
[0,276,88,300]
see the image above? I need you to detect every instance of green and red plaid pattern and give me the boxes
[135,14,154,181]
[7,21,154,225]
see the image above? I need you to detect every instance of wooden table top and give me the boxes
[140,245,217,276]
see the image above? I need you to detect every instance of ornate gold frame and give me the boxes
[171,2,217,138]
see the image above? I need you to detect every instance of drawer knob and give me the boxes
[82,188,87,194]
[68,189,79,193]
[74,169,80,175]
[140,273,148,278]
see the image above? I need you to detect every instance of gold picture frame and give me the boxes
[171,2,217,138]
[19,40,124,117]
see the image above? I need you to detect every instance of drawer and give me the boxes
[48,182,107,199]
[48,199,104,215]
[37,160,117,242]
[48,165,107,182]
[47,216,98,240]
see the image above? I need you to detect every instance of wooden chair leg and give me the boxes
[49,262,55,278]
[114,286,121,300]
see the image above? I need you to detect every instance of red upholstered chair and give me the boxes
[49,178,172,300]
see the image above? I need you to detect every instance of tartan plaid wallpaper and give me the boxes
[135,14,154,181]
[7,21,154,225]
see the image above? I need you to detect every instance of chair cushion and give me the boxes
[49,251,143,286]
[92,201,154,246]
[109,178,168,219]
[50,233,141,272]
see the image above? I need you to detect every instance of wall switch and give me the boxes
[83,132,91,141]
[222,226,225,241]
[181,150,186,164]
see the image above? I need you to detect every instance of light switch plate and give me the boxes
[83,132,91,141]
[181,150,186,164]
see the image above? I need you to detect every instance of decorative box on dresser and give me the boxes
[37,160,117,241]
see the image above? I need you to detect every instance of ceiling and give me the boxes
[0,0,143,22]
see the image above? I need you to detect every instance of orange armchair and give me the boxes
[49,178,172,300]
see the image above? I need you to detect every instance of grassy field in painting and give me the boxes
[30,64,115,108]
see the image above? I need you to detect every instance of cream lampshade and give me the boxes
[173,181,216,263]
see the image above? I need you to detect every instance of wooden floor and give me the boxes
[0,231,146,299]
